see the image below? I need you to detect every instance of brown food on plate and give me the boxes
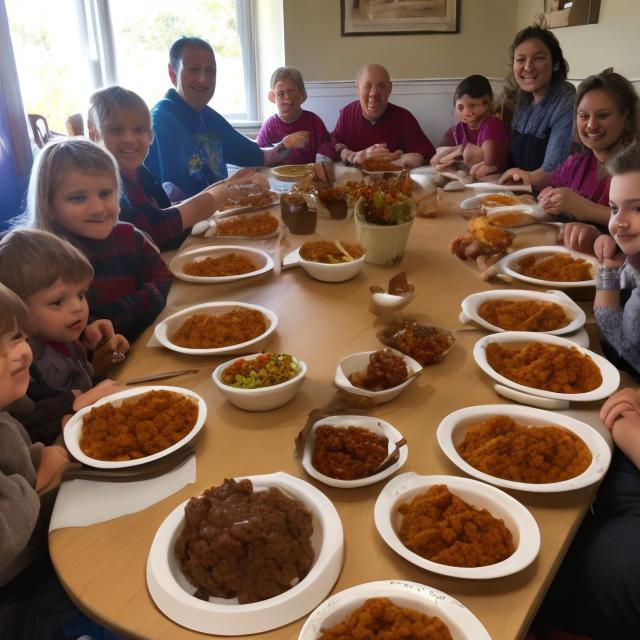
[398,484,514,567]
[457,415,592,483]
[515,253,593,282]
[170,308,267,349]
[216,212,279,237]
[175,478,314,604]
[361,157,402,172]
[451,215,514,261]
[379,321,454,366]
[219,190,277,211]
[348,348,409,391]
[79,390,198,461]
[312,425,389,480]
[318,596,453,640]
[480,193,521,207]
[486,341,602,393]
[299,240,364,263]
[183,252,259,277]
[477,299,570,332]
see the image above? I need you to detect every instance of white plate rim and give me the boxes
[301,415,408,488]
[63,385,207,469]
[146,471,344,636]
[169,245,274,283]
[460,289,586,335]
[436,404,612,493]
[473,331,620,401]
[374,472,540,579]
[298,579,491,640]
[154,301,278,356]
[216,193,280,216]
[500,246,598,287]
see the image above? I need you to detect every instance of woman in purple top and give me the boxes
[432,75,509,179]
[257,67,330,165]
[539,69,639,226]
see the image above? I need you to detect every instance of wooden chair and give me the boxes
[65,113,84,136]
[28,113,54,148]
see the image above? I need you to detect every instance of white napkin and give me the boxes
[49,453,196,531]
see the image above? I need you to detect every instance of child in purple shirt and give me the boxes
[432,75,509,179]
[257,67,330,165]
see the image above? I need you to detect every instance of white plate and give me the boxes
[282,246,366,283]
[154,301,278,356]
[460,289,586,336]
[473,331,620,402]
[298,580,490,640]
[437,404,612,493]
[169,245,273,283]
[334,349,422,404]
[301,415,408,488]
[499,246,598,288]
[374,472,540,579]
[146,472,344,636]
[271,165,309,181]
[63,385,206,469]
[216,192,280,216]
[460,192,526,210]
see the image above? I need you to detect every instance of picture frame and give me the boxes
[341,0,460,36]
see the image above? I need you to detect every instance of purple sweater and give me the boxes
[550,150,611,206]
[257,110,330,164]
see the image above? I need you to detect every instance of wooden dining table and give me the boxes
[49,175,609,640]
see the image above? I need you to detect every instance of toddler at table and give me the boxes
[431,74,509,179]
[0,229,126,445]
[256,67,331,165]
[0,283,121,640]
[17,137,172,341]
[88,85,269,250]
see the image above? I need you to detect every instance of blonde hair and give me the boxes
[0,229,94,301]
[88,85,152,140]
[23,138,120,232]
[270,67,307,101]
[0,283,32,337]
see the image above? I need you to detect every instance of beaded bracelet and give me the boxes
[596,265,622,290]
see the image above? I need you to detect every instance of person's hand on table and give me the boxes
[431,145,463,168]
[556,222,601,255]
[71,379,122,413]
[213,169,270,200]
[499,167,532,185]
[282,131,309,149]
[36,445,71,492]
[538,186,580,215]
[594,233,625,268]
[469,161,497,180]
[346,144,402,166]
[601,388,640,430]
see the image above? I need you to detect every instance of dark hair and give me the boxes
[88,86,151,137]
[607,142,640,176]
[576,69,640,149]
[454,75,493,103]
[510,23,569,84]
[169,37,215,72]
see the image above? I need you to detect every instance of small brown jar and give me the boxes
[280,192,317,234]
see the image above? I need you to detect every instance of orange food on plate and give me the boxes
[318,596,453,640]
[515,253,593,282]
[348,349,408,391]
[216,212,279,237]
[170,308,267,349]
[183,252,258,277]
[219,190,277,211]
[485,341,602,393]
[299,240,364,263]
[480,193,521,207]
[79,390,198,461]
[457,415,592,483]
[489,212,532,227]
[477,299,570,331]
[361,157,402,172]
[398,484,514,567]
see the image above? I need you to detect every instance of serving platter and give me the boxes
[154,301,278,356]
[301,415,408,488]
[169,245,274,283]
[63,385,207,469]
[374,472,540,579]
[146,472,344,636]
[437,404,612,493]
[473,331,620,402]
[298,580,490,640]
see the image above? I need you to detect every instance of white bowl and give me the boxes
[212,353,307,411]
[299,580,490,640]
[354,217,414,266]
[63,385,207,469]
[473,331,620,402]
[374,473,540,579]
[334,349,422,404]
[154,301,277,356]
[460,289,586,336]
[301,415,408,488]
[282,247,366,283]
[146,472,344,636]
[169,245,273,283]
[437,404,612,493]
[499,246,598,287]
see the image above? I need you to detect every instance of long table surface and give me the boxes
[49,178,609,640]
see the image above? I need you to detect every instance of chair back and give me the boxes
[28,114,55,148]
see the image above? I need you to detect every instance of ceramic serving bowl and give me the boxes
[282,247,366,283]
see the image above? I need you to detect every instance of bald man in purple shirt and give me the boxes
[319,63,435,168]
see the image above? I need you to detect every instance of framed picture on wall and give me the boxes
[341,0,460,36]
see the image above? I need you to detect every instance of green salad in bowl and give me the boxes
[354,192,415,226]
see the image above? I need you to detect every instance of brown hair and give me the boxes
[509,22,569,84]
[607,141,640,176]
[88,85,152,139]
[0,283,32,337]
[0,228,94,300]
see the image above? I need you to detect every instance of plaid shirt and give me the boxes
[59,222,172,341]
